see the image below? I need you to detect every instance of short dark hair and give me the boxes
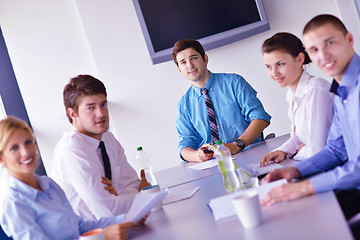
[303,14,347,36]
[63,75,107,123]
[172,39,205,66]
[262,32,311,64]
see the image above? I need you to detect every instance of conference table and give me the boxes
[129,134,354,240]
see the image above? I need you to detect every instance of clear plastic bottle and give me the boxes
[136,146,157,185]
[236,167,252,190]
[214,140,240,193]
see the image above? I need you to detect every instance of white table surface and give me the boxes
[130,134,353,240]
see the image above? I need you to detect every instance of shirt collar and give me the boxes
[341,53,360,87]
[72,127,102,151]
[330,53,360,99]
[205,71,215,90]
[191,70,214,97]
[293,70,311,98]
[8,174,51,200]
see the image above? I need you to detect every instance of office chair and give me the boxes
[261,132,275,141]
[264,133,275,140]
[349,214,360,239]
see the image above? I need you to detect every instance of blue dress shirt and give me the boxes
[296,53,360,193]
[1,175,125,240]
[176,71,271,156]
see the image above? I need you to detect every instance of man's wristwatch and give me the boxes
[235,139,245,151]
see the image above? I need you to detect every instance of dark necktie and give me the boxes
[99,141,112,180]
[201,88,219,144]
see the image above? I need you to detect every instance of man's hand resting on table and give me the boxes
[181,145,214,162]
[260,180,316,206]
[261,167,300,184]
[260,167,316,206]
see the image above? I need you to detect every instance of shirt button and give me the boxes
[343,99,347,104]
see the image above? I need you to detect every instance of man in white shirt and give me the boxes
[50,75,149,220]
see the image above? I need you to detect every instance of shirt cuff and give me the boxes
[295,160,337,193]
[273,136,299,154]
[116,214,126,223]
[309,172,336,193]
[292,148,308,161]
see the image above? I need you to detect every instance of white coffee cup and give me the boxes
[140,184,162,211]
[232,191,263,228]
[79,228,105,240]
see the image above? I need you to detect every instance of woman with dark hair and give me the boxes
[260,32,334,166]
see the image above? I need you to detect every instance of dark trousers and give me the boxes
[336,190,360,239]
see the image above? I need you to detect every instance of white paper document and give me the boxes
[241,163,283,177]
[163,186,200,205]
[208,179,287,221]
[127,189,168,222]
[188,159,218,170]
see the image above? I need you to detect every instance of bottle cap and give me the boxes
[137,146,143,151]
[215,140,223,145]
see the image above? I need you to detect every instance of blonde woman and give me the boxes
[0,116,134,240]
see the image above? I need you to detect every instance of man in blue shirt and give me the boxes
[261,14,360,221]
[172,39,271,162]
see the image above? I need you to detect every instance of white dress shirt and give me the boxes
[50,128,140,220]
[275,71,334,160]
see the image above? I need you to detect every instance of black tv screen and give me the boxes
[133,0,270,64]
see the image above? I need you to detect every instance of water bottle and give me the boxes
[236,167,254,190]
[214,140,240,193]
[136,146,157,185]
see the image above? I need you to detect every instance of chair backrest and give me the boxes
[264,133,275,140]
[260,132,276,141]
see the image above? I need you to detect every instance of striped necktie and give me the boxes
[201,88,219,144]
[99,141,112,180]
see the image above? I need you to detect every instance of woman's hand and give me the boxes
[104,222,133,240]
[260,150,287,167]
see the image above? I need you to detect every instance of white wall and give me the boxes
[0,0,359,173]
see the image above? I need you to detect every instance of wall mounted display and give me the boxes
[133,0,270,64]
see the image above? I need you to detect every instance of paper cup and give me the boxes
[140,185,162,211]
[232,191,263,228]
[79,228,105,240]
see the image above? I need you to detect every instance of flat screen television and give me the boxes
[132,0,270,64]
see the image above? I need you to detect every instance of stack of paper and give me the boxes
[241,163,283,177]
[126,189,168,222]
[208,179,287,221]
[163,186,200,205]
[188,159,218,170]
